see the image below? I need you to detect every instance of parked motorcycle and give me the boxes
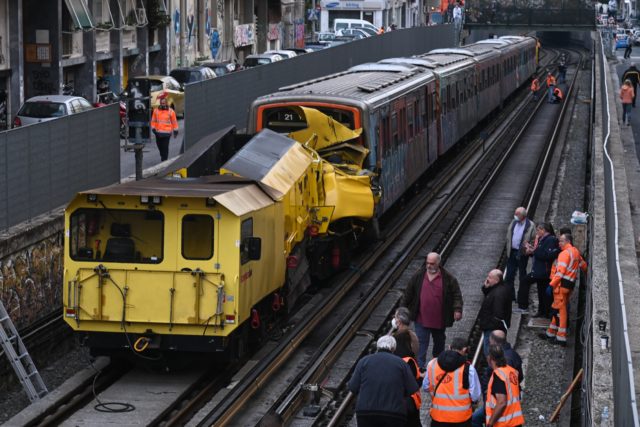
[95,78,127,139]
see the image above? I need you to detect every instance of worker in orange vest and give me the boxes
[552,87,563,104]
[402,356,422,427]
[485,344,525,427]
[546,72,556,103]
[425,337,481,426]
[150,95,178,161]
[530,77,540,101]
[545,233,587,345]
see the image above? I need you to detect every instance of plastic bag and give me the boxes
[570,210,588,224]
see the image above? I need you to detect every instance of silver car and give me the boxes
[13,95,94,127]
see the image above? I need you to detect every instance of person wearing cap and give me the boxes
[150,95,179,161]
[622,63,640,107]
[348,335,419,427]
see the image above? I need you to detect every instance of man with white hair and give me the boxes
[505,207,535,311]
[348,336,419,426]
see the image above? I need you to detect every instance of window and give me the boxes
[118,0,147,26]
[240,218,253,264]
[407,104,414,138]
[182,215,214,260]
[414,100,421,132]
[64,0,94,29]
[69,208,164,263]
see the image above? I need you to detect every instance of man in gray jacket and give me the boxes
[348,336,419,427]
[505,207,535,311]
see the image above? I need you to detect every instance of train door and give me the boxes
[426,82,438,165]
[174,210,220,326]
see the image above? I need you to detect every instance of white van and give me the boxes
[333,19,379,34]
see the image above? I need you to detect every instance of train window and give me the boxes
[426,92,431,124]
[240,218,253,264]
[69,208,164,263]
[182,215,214,260]
[391,112,398,148]
[261,106,355,133]
[415,100,421,132]
[399,107,406,142]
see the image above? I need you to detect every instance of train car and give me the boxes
[63,123,375,356]
[249,63,437,215]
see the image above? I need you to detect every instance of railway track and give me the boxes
[6,47,571,427]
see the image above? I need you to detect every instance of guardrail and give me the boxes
[464,8,595,27]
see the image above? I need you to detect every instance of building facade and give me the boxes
[319,0,423,32]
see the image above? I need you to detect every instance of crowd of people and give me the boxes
[347,206,588,426]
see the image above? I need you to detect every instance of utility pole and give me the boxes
[179,0,187,66]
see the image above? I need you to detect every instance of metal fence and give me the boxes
[184,25,455,149]
[464,8,595,27]
[0,104,120,231]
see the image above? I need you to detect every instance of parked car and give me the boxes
[287,48,314,55]
[243,53,283,68]
[315,32,338,44]
[123,75,185,117]
[169,66,217,87]
[200,61,238,76]
[13,95,93,127]
[333,18,379,34]
[264,49,298,59]
[336,28,368,39]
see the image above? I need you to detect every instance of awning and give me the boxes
[64,0,94,29]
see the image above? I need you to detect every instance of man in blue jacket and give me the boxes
[519,222,560,317]
[348,335,419,427]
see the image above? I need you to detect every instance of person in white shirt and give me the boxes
[504,207,536,311]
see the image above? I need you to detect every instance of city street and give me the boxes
[119,118,184,179]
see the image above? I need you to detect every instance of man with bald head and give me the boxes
[402,252,464,370]
[505,207,536,309]
[478,269,512,356]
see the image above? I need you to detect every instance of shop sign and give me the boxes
[25,44,52,63]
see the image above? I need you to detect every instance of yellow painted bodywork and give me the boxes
[63,193,285,338]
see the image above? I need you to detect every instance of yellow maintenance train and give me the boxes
[63,108,376,355]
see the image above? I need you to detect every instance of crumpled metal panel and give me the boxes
[288,106,363,151]
[221,129,313,200]
[213,184,274,217]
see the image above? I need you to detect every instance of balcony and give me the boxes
[95,31,110,53]
[122,28,137,50]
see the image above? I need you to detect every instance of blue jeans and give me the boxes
[505,250,528,303]
[472,405,486,427]
[482,330,492,357]
[623,103,632,124]
[548,86,554,102]
[414,323,446,369]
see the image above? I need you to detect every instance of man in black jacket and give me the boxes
[478,269,512,356]
[402,252,464,370]
[348,335,419,427]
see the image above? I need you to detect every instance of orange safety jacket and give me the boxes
[486,365,524,427]
[550,243,587,289]
[426,358,473,423]
[151,107,178,135]
[546,74,556,87]
[402,356,422,410]
[553,87,563,100]
[531,79,540,92]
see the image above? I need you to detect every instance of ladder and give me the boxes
[0,300,48,402]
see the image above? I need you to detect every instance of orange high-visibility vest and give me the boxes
[151,107,178,134]
[486,365,524,427]
[553,87,563,100]
[426,358,473,423]
[402,356,422,410]
[546,74,556,87]
[550,243,586,288]
[531,79,540,92]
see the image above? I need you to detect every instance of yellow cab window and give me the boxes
[240,218,253,265]
[182,214,214,260]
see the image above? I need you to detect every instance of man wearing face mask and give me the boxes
[505,207,536,310]
[402,252,463,370]
[150,95,179,161]
[544,233,587,345]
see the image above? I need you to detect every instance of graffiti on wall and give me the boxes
[267,23,280,41]
[31,69,55,95]
[234,23,255,47]
[0,232,64,330]
[295,22,305,48]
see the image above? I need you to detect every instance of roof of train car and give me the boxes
[81,174,275,217]
[264,64,434,102]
